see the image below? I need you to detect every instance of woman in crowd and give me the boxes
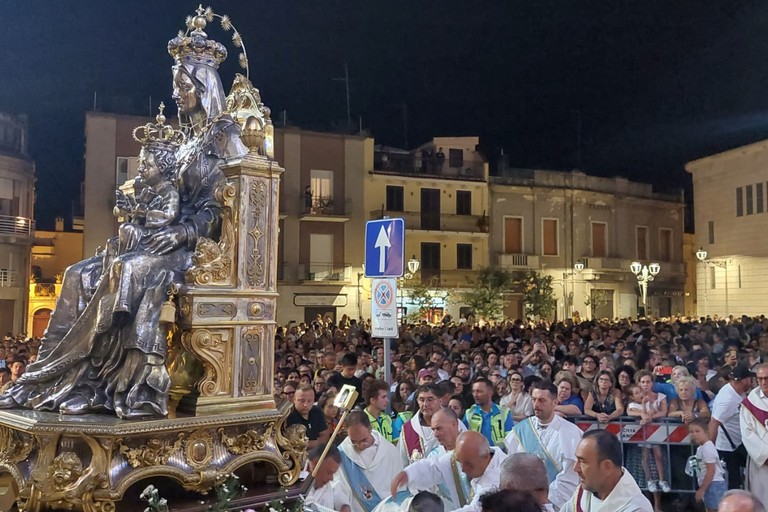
[554,372,584,416]
[668,375,710,423]
[318,391,341,435]
[391,380,414,414]
[500,370,533,421]
[615,365,636,407]
[576,355,599,395]
[584,370,625,422]
[448,394,466,419]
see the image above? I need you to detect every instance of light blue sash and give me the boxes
[511,418,561,482]
[339,450,409,512]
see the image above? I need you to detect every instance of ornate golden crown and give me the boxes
[132,103,186,148]
[168,5,251,75]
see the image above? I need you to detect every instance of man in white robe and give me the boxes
[392,430,505,512]
[334,410,405,512]
[505,380,581,511]
[399,383,468,465]
[389,407,470,510]
[740,363,768,509]
[305,445,344,512]
[561,430,652,512]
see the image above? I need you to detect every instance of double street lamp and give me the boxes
[630,261,661,315]
[562,262,585,319]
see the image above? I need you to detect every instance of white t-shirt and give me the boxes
[694,441,725,484]
[711,383,744,451]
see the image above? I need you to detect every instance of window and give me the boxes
[636,226,648,260]
[591,222,607,258]
[457,244,473,269]
[708,221,715,244]
[659,228,672,262]
[310,169,334,205]
[449,149,464,168]
[542,219,558,256]
[738,265,742,288]
[309,233,334,281]
[747,185,754,215]
[421,242,441,283]
[456,190,471,216]
[710,266,716,289]
[386,186,404,211]
[504,217,523,254]
[737,187,744,217]
[758,183,764,214]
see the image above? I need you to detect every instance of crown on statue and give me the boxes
[132,103,186,148]
[168,5,228,69]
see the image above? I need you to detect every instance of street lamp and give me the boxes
[630,261,661,316]
[696,247,728,317]
[399,256,420,323]
[562,262,584,320]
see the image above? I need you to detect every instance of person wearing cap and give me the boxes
[417,368,435,385]
[740,363,768,508]
[709,363,754,490]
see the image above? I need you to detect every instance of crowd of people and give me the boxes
[0,333,39,393]
[279,314,768,512]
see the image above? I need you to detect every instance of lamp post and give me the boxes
[562,262,585,320]
[696,247,728,317]
[398,255,420,323]
[630,261,660,316]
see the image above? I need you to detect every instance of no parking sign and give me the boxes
[371,278,398,337]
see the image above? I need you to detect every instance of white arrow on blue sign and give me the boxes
[364,218,405,278]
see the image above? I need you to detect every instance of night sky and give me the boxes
[2,1,768,230]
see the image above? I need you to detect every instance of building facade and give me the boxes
[686,140,768,317]
[365,137,489,322]
[490,169,686,320]
[0,113,35,335]
[28,217,84,337]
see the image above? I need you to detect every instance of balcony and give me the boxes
[369,209,488,234]
[411,269,478,289]
[297,263,352,283]
[0,215,33,238]
[584,257,627,271]
[299,196,351,222]
[497,253,541,270]
[33,283,56,297]
[373,152,486,181]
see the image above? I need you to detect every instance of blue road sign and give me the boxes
[364,218,405,278]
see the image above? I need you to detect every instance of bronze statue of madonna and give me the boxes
[0,12,246,419]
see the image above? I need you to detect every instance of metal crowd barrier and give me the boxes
[569,416,698,494]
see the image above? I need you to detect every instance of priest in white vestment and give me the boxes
[505,381,582,511]
[740,363,768,510]
[305,445,344,512]
[561,430,652,512]
[334,411,405,512]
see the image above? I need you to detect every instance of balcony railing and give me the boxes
[33,283,56,297]
[297,263,352,283]
[585,257,626,271]
[300,196,351,218]
[497,253,541,269]
[369,209,488,233]
[373,152,486,180]
[0,215,33,237]
[0,270,19,287]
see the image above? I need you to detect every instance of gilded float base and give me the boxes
[0,401,306,511]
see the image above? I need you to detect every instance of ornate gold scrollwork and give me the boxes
[218,423,273,455]
[241,327,261,394]
[185,182,237,286]
[25,433,111,512]
[181,329,232,396]
[274,411,308,487]
[185,429,214,469]
[0,425,34,463]
[247,181,266,288]
[117,434,184,468]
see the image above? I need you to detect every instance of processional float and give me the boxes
[0,6,306,511]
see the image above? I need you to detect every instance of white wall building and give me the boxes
[686,140,768,317]
[0,113,35,334]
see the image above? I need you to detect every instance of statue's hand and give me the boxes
[146,225,187,255]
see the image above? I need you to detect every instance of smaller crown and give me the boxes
[168,5,227,69]
[132,103,186,148]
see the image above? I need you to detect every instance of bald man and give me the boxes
[389,408,471,510]
[719,490,766,512]
[500,453,554,512]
